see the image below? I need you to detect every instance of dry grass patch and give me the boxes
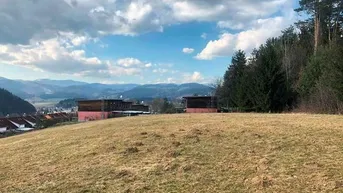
[1,113,343,192]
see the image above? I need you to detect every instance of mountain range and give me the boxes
[0,77,213,100]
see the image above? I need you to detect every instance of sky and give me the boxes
[0,0,301,84]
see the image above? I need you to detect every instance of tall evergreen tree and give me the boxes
[320,45,343,101]
[296,0,343,52]
[250,39,290,112]
[215,0,343,114]
[220,50,247,110]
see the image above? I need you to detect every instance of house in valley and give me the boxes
[0,118,17,132]
[7,117,33,129]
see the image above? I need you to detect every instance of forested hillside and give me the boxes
[217,0,343,113]
[56,98,85,109]
[0,88,36,116]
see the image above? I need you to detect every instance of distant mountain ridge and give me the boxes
[0,77,212,100]
[120,83,213,99]
[34,79,88,87]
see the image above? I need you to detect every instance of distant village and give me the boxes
[0,112,74,137]
[0,96,218,137]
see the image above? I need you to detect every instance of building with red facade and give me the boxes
[77,100,149,122]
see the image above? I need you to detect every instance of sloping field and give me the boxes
[1,114,343,192]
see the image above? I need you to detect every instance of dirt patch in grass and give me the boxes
[172,141,182,147]
[133,142,144,147]
[140,132,148,135]
[124,147,139,154]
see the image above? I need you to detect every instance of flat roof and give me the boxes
[183,96,217,99]
[77,99,124,102]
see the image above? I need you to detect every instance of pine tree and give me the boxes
[295,0,323,53]
[295,0,343,52]
[250,39,290,112]
[220,50,247,110]
[320,45,343,101]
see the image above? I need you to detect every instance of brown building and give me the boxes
[131,104,150,112]
[183,96,218,113]
[122,101,133,110]
[78,100,149,121]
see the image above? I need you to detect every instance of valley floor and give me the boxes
[1,113,343,192]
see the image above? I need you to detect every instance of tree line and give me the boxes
[216,0,343,113]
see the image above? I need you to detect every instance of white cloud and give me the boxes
[0,0,296,83]
[191,72,204,82]
[145,63,152,68]
[0,34,155,78]
[0,0,292,45]
[116,58,153,72]
[152,70,211,84]
[217,21,245,30]
[117,58,143,67]
[166,0,289,24]
[196,33,236,60]
[182,48,195,54]
[183,71,204,83]
[71,36,90,46]
[153,68,169,73]
[196,15,295,60]
[0,37,104,74]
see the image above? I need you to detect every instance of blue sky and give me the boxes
[0,0,300,84]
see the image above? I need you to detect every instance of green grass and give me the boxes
[1,113,343,192]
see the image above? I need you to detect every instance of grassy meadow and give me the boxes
[1,113,343,192]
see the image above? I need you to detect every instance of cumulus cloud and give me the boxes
[117,58,150,68]
[196,16,295,60]
[0,35,154,77]
[167,0,288,24]
[182,48,195,54]
[196,33,236,60]
[0,0,166,45]
[0,0,295,81]
[0,0,291,45]
[0,38,103,74]
[183,71,205,83]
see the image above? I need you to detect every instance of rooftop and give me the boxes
[183,96,217,99]
[77,99,124,102]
